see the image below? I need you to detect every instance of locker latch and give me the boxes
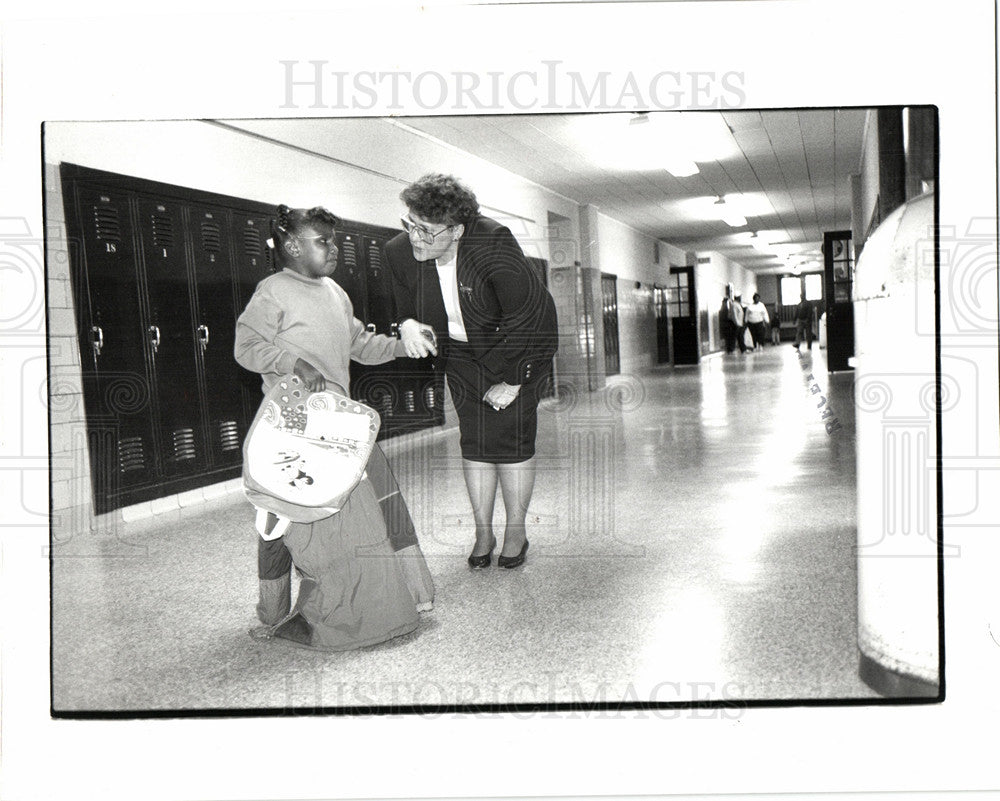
[148,325,161,355]
[197,324,210,353]
[90,326,104,358]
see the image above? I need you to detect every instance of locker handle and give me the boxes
[148,325,161,355]
[90,326,104,358]
[197,324,210,353]
[366,323,376,334]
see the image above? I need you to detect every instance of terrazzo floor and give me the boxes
[51,343,881,712]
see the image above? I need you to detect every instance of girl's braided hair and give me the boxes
[270,204,342,246]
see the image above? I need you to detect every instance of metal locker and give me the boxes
[61,164,447,512]
[363,235,394,334]
[134,195,206,478]
[348,225,446,438]
[186,204,246,467]
[231,213,274,307]
[68,183,158,510]
[346,227,399,429]
[231,212,276,426]
[333,230,367,316]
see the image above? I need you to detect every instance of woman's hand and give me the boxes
[483,382,521,411]
[399,318,438,359]
[293,358,326,393]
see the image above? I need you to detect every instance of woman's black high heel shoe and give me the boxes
[497,540,529,569]
[467,536,496,569]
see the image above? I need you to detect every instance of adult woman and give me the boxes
[744,293,770,350]
[385,174,558,569]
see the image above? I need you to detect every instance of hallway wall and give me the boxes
[43,118,755,533]
[596,212,668,375]
[44,119,583,258]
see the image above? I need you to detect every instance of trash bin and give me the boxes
[852,191,939,697]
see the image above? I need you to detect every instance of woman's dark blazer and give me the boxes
[384,214,558,387]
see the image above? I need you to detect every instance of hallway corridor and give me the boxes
[51,343,879,712]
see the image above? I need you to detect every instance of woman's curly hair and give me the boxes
[399,174,480,225]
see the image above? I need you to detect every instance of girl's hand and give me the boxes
[293,358,326,393]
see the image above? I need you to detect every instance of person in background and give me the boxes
[770,304,782,345]
[721,295,736,353]
[744,293,770,351]
[385,174,558,570]
[235,204,437,650]
[731,293,747,353]
[793,297,817,351]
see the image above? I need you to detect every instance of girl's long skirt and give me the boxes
[271,477,419,651]
[257,444,435,618]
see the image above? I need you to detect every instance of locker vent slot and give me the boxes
[369,390,393,418]
[367,241,383,277]
[218,420,240,452]
[117,437,146,473]
[151,214,176,248]
[341,236,358,275]
[264,244,275,272]
[93,206,122,243]
[170,428,197,461]
[243,228,262,256]
[424,385,436,410]
[201,221,222,253]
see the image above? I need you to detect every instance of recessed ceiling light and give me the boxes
[664,159,699,178]
[713,197,746,227]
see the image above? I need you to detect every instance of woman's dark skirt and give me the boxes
[445,342,546,464]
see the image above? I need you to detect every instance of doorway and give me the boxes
[823,231,855,371]
[601,273,620,376]
[669,265,698,365]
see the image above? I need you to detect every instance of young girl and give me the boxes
[235,204,436,651]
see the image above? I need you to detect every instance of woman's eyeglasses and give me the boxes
[401,215,454,244]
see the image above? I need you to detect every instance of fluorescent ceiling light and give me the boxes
[713,197,745,228]
[568,112,736,173]
[721,193,775,218]
[664,158,699,178]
